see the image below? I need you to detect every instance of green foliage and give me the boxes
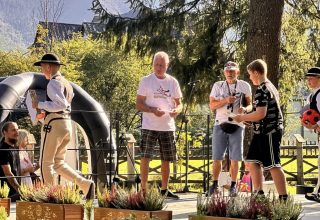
[92,0,249,105]
[84,199,94,220]
[79,42,150,115]
[0,182,9,198]
[0,51,35,77]
[0,207,7,220]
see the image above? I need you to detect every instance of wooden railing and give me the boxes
[117,134,319,186]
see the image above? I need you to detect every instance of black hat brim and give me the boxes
[305,73,320,77]
[33,61,64,66]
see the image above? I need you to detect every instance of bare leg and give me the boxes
[230,160,239,182]
[161,160,170,190]
[212,160,222,181]
[140,157,150,192]
[247,162,263,191]
[270,167,287,195]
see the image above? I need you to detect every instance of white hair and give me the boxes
[153,51,170,64]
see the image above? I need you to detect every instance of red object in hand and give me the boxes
[301,109,320,125]
[36,112,45,119]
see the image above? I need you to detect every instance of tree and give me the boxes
[37,0,65,51]
[244,0,285,87]
[92,0,249,104]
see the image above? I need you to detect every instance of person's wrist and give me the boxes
[239,114,243,122]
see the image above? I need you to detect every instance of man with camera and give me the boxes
[209,61,252,196]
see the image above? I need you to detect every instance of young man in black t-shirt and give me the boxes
[0,122,21,201]
[232,59,288,200]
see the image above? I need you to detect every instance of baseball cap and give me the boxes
[224,61,239,71]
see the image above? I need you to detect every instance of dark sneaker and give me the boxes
[229,186,237,197]
[253,190,265,199]
[207,184,219,196]
[305,193,319,202]
[161,189,179,199]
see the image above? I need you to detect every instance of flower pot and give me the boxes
[16,201,84,220]
[0,198,10,216]
[189,215,248,220]
[94,207,172,220]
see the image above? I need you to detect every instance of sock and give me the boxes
[213,180,218,188]
[230,181,236,188]
[279,194,288,201]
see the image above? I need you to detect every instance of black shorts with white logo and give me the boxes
[245,129,283,170]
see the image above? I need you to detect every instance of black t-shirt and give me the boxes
[252,81,283,134]
[0,140,20,196]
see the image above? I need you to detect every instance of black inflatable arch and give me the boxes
[0,72,115,185]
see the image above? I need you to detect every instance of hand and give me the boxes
[226,96,236,104]
[231,114,242,123]
[169,109,179,118]
[237,107,247,114]
[36,112,45,119]
[152,107,165,117]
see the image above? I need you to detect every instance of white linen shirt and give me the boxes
[38,73,73,112]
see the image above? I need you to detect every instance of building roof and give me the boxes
[33,21,106,47]
[39,21,82,41]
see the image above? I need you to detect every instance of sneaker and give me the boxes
[229,186,237,197]
[207,184,219,196]
[161,189,179,199]
[305,193,319,202]
[253,190,266,199]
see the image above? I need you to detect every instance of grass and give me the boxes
[117,157,318,193]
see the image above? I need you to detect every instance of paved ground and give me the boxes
[8,193,320,219]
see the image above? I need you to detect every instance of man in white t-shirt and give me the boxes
[136,51,182,199]
[209,61,252,196]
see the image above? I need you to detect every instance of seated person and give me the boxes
[0,122,21,201]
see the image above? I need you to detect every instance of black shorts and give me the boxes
[245,129,282,170]
[139,129,177,162]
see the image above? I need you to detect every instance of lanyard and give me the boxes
[225,80,237,112]
[225,80,237,96]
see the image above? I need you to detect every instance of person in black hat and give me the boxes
[301,66,320,202]
[32,53,95,200]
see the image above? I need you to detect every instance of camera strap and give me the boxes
[225,80,237,112]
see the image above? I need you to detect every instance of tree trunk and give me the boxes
[245,0,284,87]
[244,0,285,180]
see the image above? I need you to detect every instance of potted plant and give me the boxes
[95,184,172,220]
[16,183,84,220]
[0,207,7,220]
[189,193,302,220]
[0,182,10,217]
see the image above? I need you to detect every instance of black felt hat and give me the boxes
[34,53,64,66]
[305,67,320,77]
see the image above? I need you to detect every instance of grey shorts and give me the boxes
[139,129,177,162]
[212,125,244,161]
